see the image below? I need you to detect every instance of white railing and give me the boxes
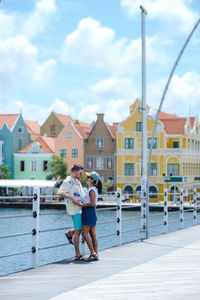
[0,187,199,276]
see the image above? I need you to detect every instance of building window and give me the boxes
[32,143,39,153]
[50,124,56,136]
[96,138,104,150]
[188,139,190,149]
[66,132,72,139]
[96,156,104,170]
[136,185,141,198]
[173,141,179,148]
[19,160,25,172]
[148,138,157,149]
[106,157,113,169]
[136,122,142,132]
[18,127,24,134]
[42,160,48,172]
[167,163,179,176]
[124,138,134,149]
[87,157,94,169]
[31,160,37,172]
[192,139,194,150]
[72,149,78,158]
[150,163,157,176]
[124,163,134,176]
[138,107,142,114]
[60,149,66,158]
[149,186,157,198]
[124,185,133,196]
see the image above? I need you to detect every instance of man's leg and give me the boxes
[73,229,81,257]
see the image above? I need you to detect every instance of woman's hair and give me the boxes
[94,179,102,194]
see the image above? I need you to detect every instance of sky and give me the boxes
[1,0,200,125]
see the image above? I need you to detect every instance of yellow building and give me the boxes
[116,99,200,201]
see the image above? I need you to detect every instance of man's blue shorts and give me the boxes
[71,213,82,230]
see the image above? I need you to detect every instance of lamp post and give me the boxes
[140,5,148,240]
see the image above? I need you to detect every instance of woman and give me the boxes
[73,171,101,262]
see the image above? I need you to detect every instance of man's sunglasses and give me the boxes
[87,176,92,179]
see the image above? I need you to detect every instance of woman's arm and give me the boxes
[73,190,96,207]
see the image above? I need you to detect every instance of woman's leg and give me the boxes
[90,226,98,255]
[82,225,95,255]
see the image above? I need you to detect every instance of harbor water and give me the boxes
[0,207,199,276]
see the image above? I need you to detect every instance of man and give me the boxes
[57,164,84,260]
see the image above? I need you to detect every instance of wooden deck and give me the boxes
[1,225,200,299]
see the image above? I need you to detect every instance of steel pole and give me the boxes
[140,5,148,240]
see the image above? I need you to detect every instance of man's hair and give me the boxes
[71,164,84,172]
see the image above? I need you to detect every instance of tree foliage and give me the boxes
[0,164,11,179]
[46,155,68,180]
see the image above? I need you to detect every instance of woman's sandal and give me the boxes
[84,254,99,262]
[65,231,74,245]
[74,255,85,261]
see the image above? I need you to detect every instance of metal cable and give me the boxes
[97,207,117,212]
[122,216,141,221]
[96,220,116,225]
[39,243,69,250]
[122,228,140,233]
[0,250,32,259]
[0,213,32,219]
[39,226,72,233]
[40,211,66,216]
[98,232,116,239]
[0,232,32,239]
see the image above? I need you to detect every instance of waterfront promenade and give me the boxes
[1,225,200,300]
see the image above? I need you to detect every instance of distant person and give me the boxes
[73,171,101,262]
[57,164,84,260]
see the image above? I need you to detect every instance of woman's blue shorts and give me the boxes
[82,207,97,227]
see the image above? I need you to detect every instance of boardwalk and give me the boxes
[1,225,200,300]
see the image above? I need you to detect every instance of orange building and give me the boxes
[55,120,91,170]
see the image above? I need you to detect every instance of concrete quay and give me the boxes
[1,225,200,299]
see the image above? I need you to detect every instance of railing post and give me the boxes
[32,187,40,269]
[164,188,168,234]
[193,188,197,225]
[179,188,184,229]
[116,188,122,246]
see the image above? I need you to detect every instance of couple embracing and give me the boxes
[57,164,101,262]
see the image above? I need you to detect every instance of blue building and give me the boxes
[0,114,31,178]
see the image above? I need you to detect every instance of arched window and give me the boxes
[149,186,157,198]
[124,185,133,196]
[136,186,141,198]
[170,185,179,202]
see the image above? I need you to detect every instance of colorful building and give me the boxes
[0,114,31,178]
[14,137,55,180]
[40,112,72,138]
[116,99,200,201]
[55,120,91,170]
[25,120,40,141]
[84,113,118,187]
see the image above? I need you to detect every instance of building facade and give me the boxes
[40,112,72,138]
[55,120,91,170]
[0,114,31,178]
[14,137,55,180]
[116,99,200,201]
[84,113,118,187]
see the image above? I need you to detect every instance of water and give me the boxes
[0,207,199,276]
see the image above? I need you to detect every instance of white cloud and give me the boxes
[0,35,56,92]
[121,0,198,34]
[22,0,57,38]
[147,71,200,117]
[61,17,166,78]
[0,10,16,37]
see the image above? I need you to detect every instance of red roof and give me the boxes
[160,117,195,134]
[19,137,55,153]
[72,120,91,138]
[0,114,19,130]
[25,120,40,135]
[55,113,72,125]
[107,123,118,138]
